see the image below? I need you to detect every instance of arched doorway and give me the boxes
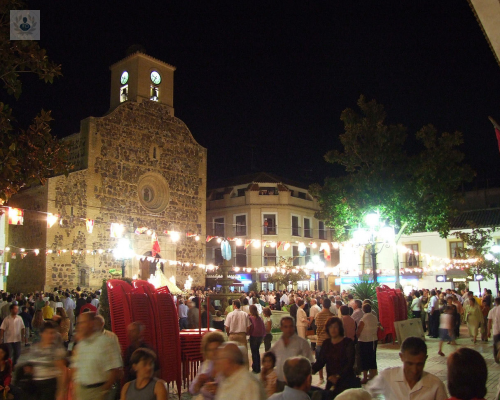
[139,251,163,280]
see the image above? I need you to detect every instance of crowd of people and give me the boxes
[0,284,495,399]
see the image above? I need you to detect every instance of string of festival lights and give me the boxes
[0,206,487,276]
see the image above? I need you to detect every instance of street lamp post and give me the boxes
[353,212,394,283]
[113,238,134,278]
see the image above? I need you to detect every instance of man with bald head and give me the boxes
[214,341,266,400]
[269,356,312,400]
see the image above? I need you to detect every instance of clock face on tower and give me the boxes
[150,71,161,85]
[120,71,129,85]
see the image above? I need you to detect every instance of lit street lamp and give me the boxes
[352,212,394,283]
[113,238,134,278]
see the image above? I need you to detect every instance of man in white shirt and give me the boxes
[308,299,321,325]
[427,290,439,338]
[367,336,447,400]
[351,299,363,326]
[270,316,314,391]
[71,312,123,400]
[224,300,250,348]
[280,292,289,306]
[214,342,266,400]
[0,304,25,365]
[488,297,500,362]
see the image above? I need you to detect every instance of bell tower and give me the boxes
[109,51,176,114]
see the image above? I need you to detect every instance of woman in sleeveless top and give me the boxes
[120,348,168,400]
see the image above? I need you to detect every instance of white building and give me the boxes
[337,208,500,295]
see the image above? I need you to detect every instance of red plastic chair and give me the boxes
[107,279,133,356]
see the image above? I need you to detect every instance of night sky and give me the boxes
[12,1,500,187]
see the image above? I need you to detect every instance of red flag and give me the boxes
[496,127,500,153]
[152,232,161,257]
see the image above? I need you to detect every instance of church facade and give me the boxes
[7,52,207,292]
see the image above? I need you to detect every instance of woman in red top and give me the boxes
[0,344,12,398]
[446,348,487,400]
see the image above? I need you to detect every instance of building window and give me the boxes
[235,214,246,236]
[214,192,224,200]
[120,85,128,103]
[213,217,224,237]
[319,221,326,240]
[150,85,159,101]
[304,218,312,238]
[214,248,223,265]
[235,245,247,267]
[263,214,277,235]
[79,269,88,287]
[450,241,464,259]
[405,244,419,267]
[292,215,301,236]
[237,188,245,197]
[319,249,326,262]
[259,187,278,195]
[305,247,311,264]
[293,245,300,266]
[264,247,277,266]
[298,192,307,199]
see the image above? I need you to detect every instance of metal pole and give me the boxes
[371,244,378,283]
[121,259,125,278]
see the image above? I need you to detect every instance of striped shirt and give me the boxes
[315,309,334,346]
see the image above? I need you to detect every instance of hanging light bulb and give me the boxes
[253,240,261,248]
[216,237,222,243]
[4,247,10,252]
[170,231,180,242]
[235,238,243,246]
[195,235,200,241]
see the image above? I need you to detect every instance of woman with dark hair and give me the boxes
[0,344,12,398]
[312,317,358,398]
[411,292,422,319]
[446,348,487,400]
[356,303,379,384]
[262,307,273,351]
[480,295,491,342]
[248,305,266,373]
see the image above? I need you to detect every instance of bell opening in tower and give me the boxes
[120,85,128,103]
[150,86,159,102]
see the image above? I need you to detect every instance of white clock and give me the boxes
[120,71,129,85]
[150,71,161,85]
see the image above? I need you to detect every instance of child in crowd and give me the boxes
[260,351,277,398]
[212,311,224,331]
[438,305,457,356]
[120,348,168,400]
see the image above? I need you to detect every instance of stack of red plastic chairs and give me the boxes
[376,285,408,343]
[107,279,182,398]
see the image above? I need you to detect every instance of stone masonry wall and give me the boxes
[42,100,207,290]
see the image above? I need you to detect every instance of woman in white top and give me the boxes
[356,303,379,384]
[296,300,308,338]
[410,292,422,319]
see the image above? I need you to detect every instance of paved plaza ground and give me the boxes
[176,324,500,400]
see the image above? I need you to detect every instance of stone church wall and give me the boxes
[8,100,207,292]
